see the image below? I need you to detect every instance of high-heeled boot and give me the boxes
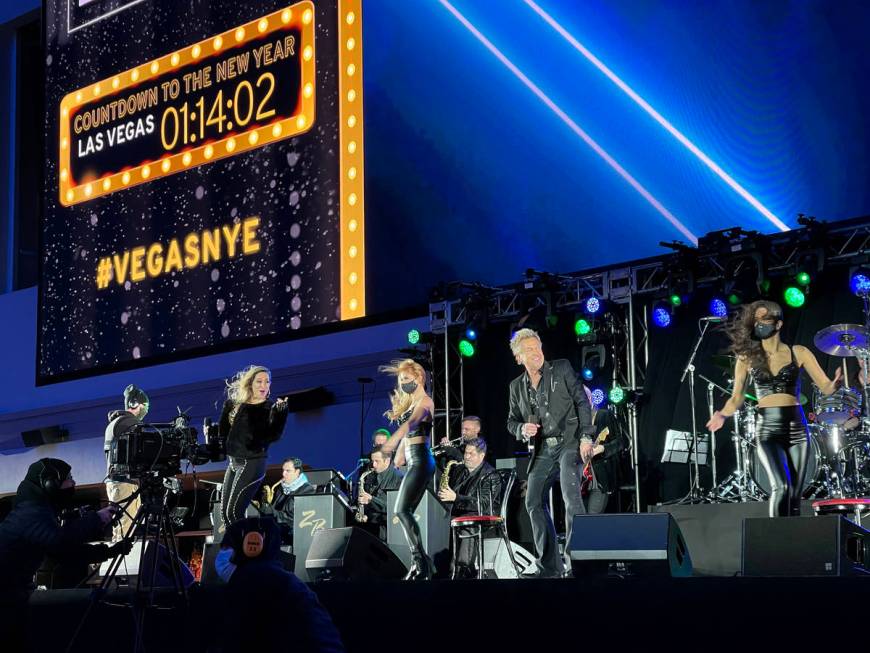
[404,551,434,580]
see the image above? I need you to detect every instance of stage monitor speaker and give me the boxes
[742,515,870,577]
[568,513,693,577]
[305,526,407,581]
[22,426,69,448]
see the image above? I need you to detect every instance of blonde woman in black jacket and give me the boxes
[220,365,288,529]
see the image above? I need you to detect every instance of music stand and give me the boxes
[661,429,710,466]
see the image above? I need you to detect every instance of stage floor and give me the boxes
[26,575,870,652]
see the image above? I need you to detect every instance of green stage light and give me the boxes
[407,329,420,345]
[727,293,742,306]
[796,271,811,287]
[608,386,626,404]
[783,286,805,308]
[574,318,592,337]
[669,294,682,307]
[458,339,476,357]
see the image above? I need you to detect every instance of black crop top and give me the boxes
[398,405,432,439]
[749,347,801,399]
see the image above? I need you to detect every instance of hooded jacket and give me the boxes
[0,459,110,600]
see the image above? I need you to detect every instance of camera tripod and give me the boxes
[66,473,190,653]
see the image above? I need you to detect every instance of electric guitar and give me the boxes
[581,427,610,493]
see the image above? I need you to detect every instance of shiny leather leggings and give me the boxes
[755,406,809,517]
[394,442,435,559]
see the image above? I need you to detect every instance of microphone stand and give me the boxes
[356,377,374,465]
[675,320,711,505]
[706,380,717,497]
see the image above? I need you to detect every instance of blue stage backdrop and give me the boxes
[362,0,870,311]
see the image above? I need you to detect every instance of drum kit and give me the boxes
[712,324,870,503]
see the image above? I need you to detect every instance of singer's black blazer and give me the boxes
[506,359,595,468]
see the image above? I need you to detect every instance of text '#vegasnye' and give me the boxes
[95,216,261,290]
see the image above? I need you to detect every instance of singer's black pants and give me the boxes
[525,438,586,576]
[394,442,435,562]
[755,405,809,517]
[221,456,267,528]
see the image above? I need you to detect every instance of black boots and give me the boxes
[404,551,434,580]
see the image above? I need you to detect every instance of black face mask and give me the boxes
[754,322,779,340]
[401,381,418,394]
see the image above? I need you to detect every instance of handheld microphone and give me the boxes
[699,316,726,323]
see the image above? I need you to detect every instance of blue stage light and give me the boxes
[709,298,728,318]
[585,297,601,314]
[591,389,606,407]
[465,327,478,341]
[851,271,870,296]
[652,306,672,328]
[582,367,594,381]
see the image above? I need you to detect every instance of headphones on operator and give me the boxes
[227,517,272,560]
[37,458,63,493]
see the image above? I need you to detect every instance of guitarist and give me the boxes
[507,328,596,578]
[582,404,628,513]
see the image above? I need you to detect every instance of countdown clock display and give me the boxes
[40,0,365,383]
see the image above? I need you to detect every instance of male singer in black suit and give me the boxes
[507,328,596,578]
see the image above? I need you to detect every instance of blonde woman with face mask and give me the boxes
[379,359,436,580]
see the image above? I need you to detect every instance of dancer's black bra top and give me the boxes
[398,405,432,439]
[750,347,800,399]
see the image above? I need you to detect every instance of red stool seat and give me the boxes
[450,515,504,527]
[812,498,870,510]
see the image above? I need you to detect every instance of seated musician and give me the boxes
[437,437,501,578]
[258,457,314,543]
[357,446,403,540]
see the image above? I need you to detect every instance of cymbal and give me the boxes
[814,324,870,357]
[711,354,735,370]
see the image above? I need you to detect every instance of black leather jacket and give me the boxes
[446,461,502,517]
[507,359,595,467]
[362,466,403,524]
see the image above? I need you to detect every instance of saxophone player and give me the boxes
[437,437,501,578]
[357,447,403,540]
[258,458,314,543]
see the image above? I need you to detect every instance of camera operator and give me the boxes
[0,459,131,648]
[104,384,149,542]
[219,365,289,530]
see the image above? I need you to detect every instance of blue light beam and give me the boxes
[523,0,789,233]
[438,0,699,245]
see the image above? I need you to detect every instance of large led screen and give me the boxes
[40,0,365,383]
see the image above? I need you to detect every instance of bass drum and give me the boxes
[750,430,822,498]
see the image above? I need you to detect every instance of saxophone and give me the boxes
[355,469,374,523]
[262,480,282,506]
[440,460,461,494]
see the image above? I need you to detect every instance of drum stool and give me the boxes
[812,498,870,526]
